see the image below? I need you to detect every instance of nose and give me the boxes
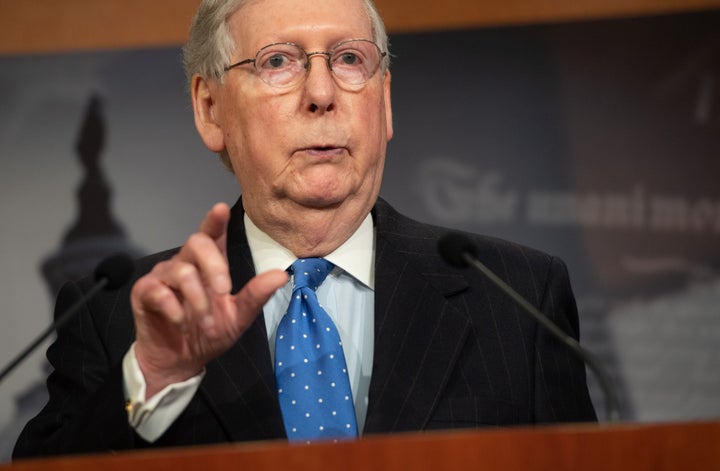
[303,53,336,113]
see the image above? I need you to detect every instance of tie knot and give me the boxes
[290,258,334,291]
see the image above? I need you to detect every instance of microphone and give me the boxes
[0,253,135,384]
[438,233,621,422]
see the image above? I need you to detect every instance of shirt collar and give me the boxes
[244,212,375,289]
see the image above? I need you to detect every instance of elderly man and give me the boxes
[14,0,595,458]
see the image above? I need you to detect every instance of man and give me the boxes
[14,0,596,458]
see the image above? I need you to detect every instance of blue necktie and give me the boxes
[275,258,358,442]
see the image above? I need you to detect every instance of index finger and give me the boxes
[199,202,231,241]
[173,202,232,295]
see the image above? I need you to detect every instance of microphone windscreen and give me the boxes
[437,232,476,268]
[93,253,135,290]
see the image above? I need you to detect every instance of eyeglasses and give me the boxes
[223,39,387,89]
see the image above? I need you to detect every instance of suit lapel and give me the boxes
[201,200,286,441]
[364,200,471,434]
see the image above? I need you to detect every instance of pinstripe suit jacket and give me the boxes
[14,197,596,458]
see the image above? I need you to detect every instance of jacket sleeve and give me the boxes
[12,280,142,459]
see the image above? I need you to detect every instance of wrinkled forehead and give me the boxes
[228,0,374,52]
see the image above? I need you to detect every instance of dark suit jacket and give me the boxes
[13,198,596,458]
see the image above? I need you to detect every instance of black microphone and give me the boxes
[0,253,135,384]
[438,233,621,422]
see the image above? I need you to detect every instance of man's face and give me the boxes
[199,0,393,228]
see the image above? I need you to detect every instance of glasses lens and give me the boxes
[330,40,383,85]
[255,43,306,87]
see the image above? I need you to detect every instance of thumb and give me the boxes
[234,269,289,317]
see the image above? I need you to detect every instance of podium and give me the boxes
[3,421,720,470]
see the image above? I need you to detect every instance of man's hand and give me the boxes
[130,203,288,398]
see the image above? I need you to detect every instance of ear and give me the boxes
[191,74,225,153]
[383,70,394,142]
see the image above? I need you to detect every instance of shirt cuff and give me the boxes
[122,342,205,442]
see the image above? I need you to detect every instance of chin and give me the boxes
[295,194,346,209]
[289,181,348,206]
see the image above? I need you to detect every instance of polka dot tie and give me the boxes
[275,258,358,442]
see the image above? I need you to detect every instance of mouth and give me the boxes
[297,146,346,158]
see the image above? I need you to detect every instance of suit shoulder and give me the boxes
[133,247,181,276]
[373,197,558,273]
[70,247,180,294]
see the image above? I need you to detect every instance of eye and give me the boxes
[262,53,292,70]
[331,41,375,70]
[255,43,304,71]
[338,52,361,66]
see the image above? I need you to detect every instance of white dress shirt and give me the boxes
[123,212,375,441]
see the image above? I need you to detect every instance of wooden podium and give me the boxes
[3,421,720,470]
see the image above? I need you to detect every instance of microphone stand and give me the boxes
[0,280,109,384]
[462,251,622,422]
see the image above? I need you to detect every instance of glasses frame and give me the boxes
[223,38,387,88]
